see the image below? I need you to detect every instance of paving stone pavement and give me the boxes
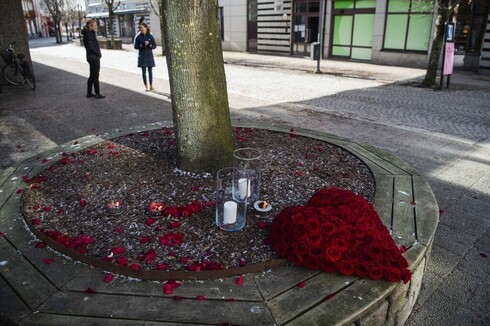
[1,37,489,325]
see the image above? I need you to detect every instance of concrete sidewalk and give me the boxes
[1,38,489,325]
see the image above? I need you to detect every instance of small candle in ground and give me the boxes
[254,200,272,212]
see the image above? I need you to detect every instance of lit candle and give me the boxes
[223,201,237,224]
[238,178,250,199]
[254,200,272,213]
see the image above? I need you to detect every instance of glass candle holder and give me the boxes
[216,167,247,232]
[233,148,262,204]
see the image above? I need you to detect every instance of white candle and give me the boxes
[238,178,250,199]
[223,201,237,224]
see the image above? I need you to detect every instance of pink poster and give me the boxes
[443,42,454,75]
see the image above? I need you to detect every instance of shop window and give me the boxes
[383,0,434,52]
[454,0,489,54]
[333,0,376,9]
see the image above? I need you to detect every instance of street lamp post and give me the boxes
[77,4,81,38]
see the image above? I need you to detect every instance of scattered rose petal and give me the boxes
[56,209,64,215]
[111,246,125,255]
[295,171,303,176]
[297,282,306,288]
[236,275,244,285]
[325,294,334,301]
[43,258,54,264]
[163,284,173,295]
[103,273,114,283]
[41,158,48,164]
[256,222,268,229]
[410,201,416,205]
[173,295,184,301]
[16,189,24,194]
[80,199,87,207]
[73,141,79,145]
[85,288,96,294]
[43,206,52,212]
[439,209,445,215]
[114,227,124,233]
[140,235,151,244]
[0,231,5,237]
[196,295,206,300]
[35,241,47,248]
[239,260,247,267]
[31,218,41,225]
[146,218,157,226]
[317,146,324,152]
[191,185,200,191]
[130,263,141,269]
[156,263,168,270]
[116,257,128,266]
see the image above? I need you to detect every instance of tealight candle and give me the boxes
[223,201,237,224]
[148,201,166,215]
[107,200,124,215]
[238,178,250,199]
[254,200,272,213]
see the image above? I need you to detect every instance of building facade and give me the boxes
[85,0,158,43]
[219,0,490,70]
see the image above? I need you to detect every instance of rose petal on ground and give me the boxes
[163,284,173,294]
[85,288,96,294]
[325,294,334,301]
[140,235,151,244]
[297,282,306,288]
[173,295,184,301]
[156,263,168,270]
[295,171,302,176]
[16,189,24,194]
[80,199,87,207]
[236,275,244,285]
[43,258,54,264]
[196,295,206,300]
[103,273,114,283]
[35,241,47,248]
[114,227,124,233]
[239,260,247,267]
[43,206,52,212]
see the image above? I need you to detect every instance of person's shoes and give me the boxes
[86,93,95,98]
[145,84,149,92]
[150,85,155,91]
[94,94,105,99]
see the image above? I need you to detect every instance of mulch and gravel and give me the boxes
[21,127,375,273]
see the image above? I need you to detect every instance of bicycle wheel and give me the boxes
[23,64,36,90]
[2,62,23,86]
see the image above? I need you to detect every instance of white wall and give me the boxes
[219,0,247,52]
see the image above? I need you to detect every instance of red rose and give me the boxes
[306,233,322,247]
[345,249,360,263]
[401,269,412,284]
[355,262,370,277]
[291,212,306,225]
[376,257,391,268]
[303,256,321,270]
[369,267,384,280]
[308,245,325,259]
[287,251,303,267]
[320,219,336,237]
[385,266,401,282]
[292,240,308,256]
[398,256,409,270]
[326,246,342,262]
[274,241,288,257]
[338,261,354,276]
[304,217,320,233]
[334,237,349,253]
[320,259,337,273]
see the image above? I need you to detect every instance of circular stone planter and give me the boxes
[0,122,439,326]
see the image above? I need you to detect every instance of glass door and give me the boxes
[293,0,320,57]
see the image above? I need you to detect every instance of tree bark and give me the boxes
[163,0,234,173]
[422,0,456,87]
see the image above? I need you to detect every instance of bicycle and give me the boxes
[1,42,36,90]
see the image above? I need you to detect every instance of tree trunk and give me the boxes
[159,2,165,55]
[422,0,453,87]
[109,10,115,48]
[163,0,234,173]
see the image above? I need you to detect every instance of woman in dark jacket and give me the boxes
[82,19,104,98]
[134,22,157,91]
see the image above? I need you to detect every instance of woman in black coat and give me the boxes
[81,19,104,98]
[134,22,157,91]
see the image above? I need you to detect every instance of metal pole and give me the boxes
[315,0,326,74]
